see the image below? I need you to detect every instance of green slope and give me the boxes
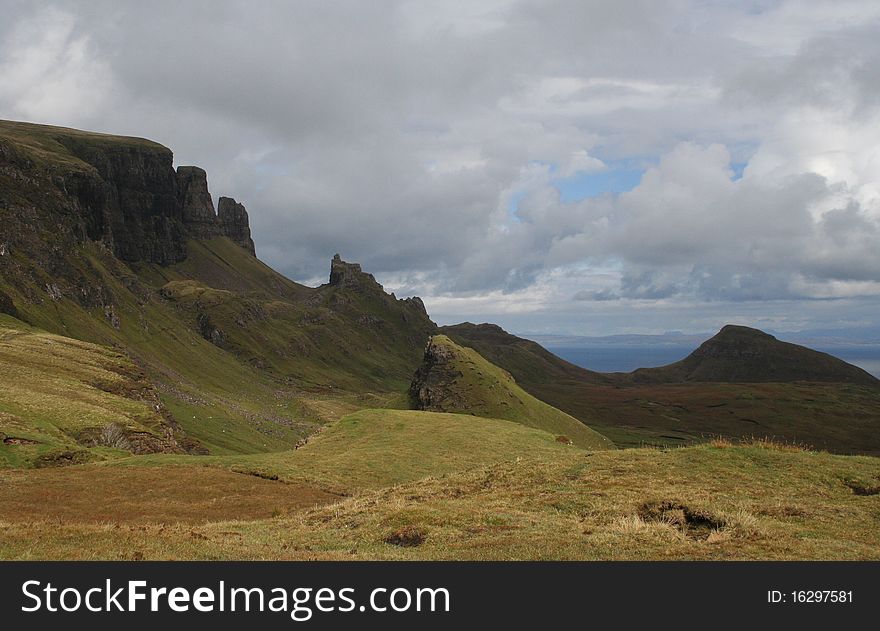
[102,408,579,492]
[235,408,580,490]
[409,335,613,450]
[0,314,189,467]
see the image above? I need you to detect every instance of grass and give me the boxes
[240,408,581,489]
[0,465,337,525]
[1,442,877,560]
[413,335,613,450]
[0,119,165,173]
[0,315,178,467]
[102,408,580,491]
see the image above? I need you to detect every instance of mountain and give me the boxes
[0,119,436,464]
[443,322,880,454]
[631,325,879,386]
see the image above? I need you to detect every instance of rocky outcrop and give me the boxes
[329,254,384,292]
[408,336,464,411]
[176,169,256,254]
[218,196,256,255]
[177,166,220,240]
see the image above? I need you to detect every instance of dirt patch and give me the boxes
[0,465,339,525]
[555,435,573,445]
[844,479,880,496]
[33,449,93,468]
[384,525,426,547]
[232,467,280,481]
[638,500,725,540]
[2,436,39,445]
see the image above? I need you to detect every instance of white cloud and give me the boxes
[0,6,113,125]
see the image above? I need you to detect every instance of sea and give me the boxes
[545,345,880,378]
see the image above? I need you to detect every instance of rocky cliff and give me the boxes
[0,120,256,267]
[177,165,219,241]
[328,254,382,291]
[218,196,256,255]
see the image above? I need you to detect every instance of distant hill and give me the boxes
[440,323,613,384]
[443,322,880,454]
[409,335,613,450]
[631,325,879,386]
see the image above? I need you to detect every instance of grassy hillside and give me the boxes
[0,314,189,468]
[0,244,316,456]
[443,323,880,454]
[410,335,613,450]
[1,441,877,560]
[100,408,578,491]
[1,120,436,460]
[153,244,435,392]
[233,408,578,489]
[0,239,431,457]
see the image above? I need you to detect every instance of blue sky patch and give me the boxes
[553,164,645,202]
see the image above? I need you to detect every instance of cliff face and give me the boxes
[177,165,219,241]
[218,196,256,255]
[57,137,189,265]
[329,253,383,291]
[0,120,256,267]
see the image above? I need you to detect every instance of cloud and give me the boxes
[0,6,113,124]
[1,0,878,335]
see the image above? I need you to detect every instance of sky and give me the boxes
[1,0,879,337]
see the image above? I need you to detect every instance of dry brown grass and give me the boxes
[0,465,338,525]
[1,443,878,560]
[709,435,814,452]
